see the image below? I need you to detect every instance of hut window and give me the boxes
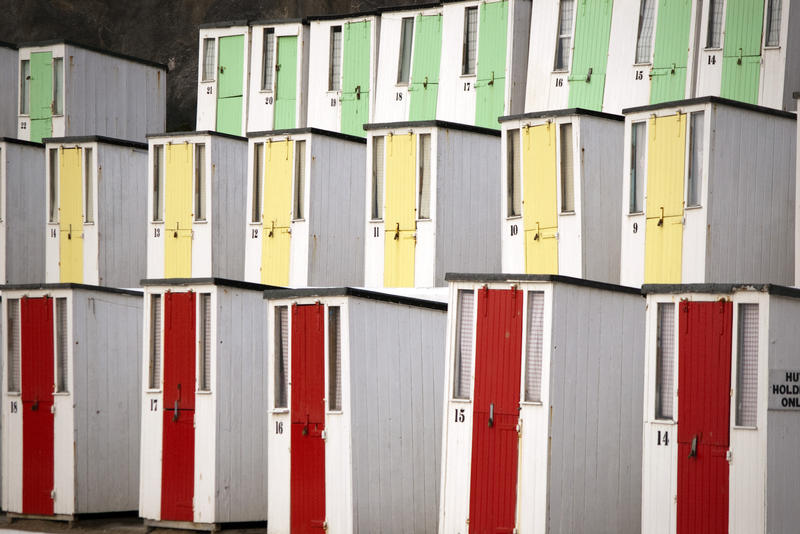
[52,57,64,115]
[194,144,206,221]
[261,28,276,91]
[655,303,675,420]
[20,60,30,114]
[559,123,574,213]
[252,143,263,223]
[198,293,212,392]
[202,38,216,81]
[507,129,521,217]
[328,307,342,411]
[152,145,164,222]
[6,299,20,393]
[397,17,414,84]
[48,148,58,223]
[274,306,289,409]
[736,304,759,427]
[687,112,704,207]
[293,140,306,220]
[635,0,656,63]
[554,0,575,71]
[524,292,545,402]
[461,7,478,75]
[371,136,384,220]
[148,294,162,390]
[706,0,724,48]
[765,0,782,47]
[329,26,342,91]
[84,148,94,223]
[453,289,474,400]
[55,298,68,393]
[418,134,431,220]
[629,121,646,213]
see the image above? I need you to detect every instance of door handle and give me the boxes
[689,435,698,458]
[657,207,664,227]
[32,398,39,411]
[488,403,494,428]
[394,222,400,240]
[303,414,309,436]
[355,85,361,100]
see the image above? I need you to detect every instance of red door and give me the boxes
[468,288,524,534]
[290,303,326,533]
[677,301,732,534]
[161,291,196,522]
[21,297,55,516]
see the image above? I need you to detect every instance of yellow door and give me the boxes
[522,124,559,274]
[261,140,293,286]
[644,114,685,284]
[164,143,193,278]
[59,147,83,283]
[383,133,417,287]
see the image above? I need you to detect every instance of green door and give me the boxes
[650,0,692,104]
[408,14,443,121]
[216,35,245,136]
[30,52,53,143]
[474,1,508,128]
[567,0,613,110]
[720,0,764,104]
[274,36,298,130]
[341,21,371,137]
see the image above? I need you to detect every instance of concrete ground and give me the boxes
[0,515,266,533]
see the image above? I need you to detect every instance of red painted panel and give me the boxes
[21,297,55,516]
[161,291,196,522]
[290,303,326,532]
[469,287,523,534]
[677,300,732,534]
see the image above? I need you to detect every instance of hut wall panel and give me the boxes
[0,46,18,138]
[196,27,249,136]
[209,136,247,280]
[52,293,76,514]
[373,10,414,124]
[500,125,524,273]
[139,288,163,520]
[436,2,479,124]
[507,0,531,117]
[604,1,653,114]
[524,1,566,113]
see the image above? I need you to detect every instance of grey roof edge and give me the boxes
[146,130,248,142]
[363,120,501,137]
[0,283,142,297]
[198,19,250,29]
[0,40,17,50]
[140,277,282,291]
[444,273,642,295]
[247,127,366,144]
[43,135,147,150]
[376,2,443,14]
[499,108,625,123]
[18,39,167,70]
[0,137,44,148]
[250,18,308,26]
[641,283,800,298]
[306,10,380,21]
[622,95,796,120]
[263,287,448,311]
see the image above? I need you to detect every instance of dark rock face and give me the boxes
[2,0,427,131]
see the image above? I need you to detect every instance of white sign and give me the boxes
[769,370,800,410]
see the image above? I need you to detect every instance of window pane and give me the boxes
[262,28,275,90]
[329,26,342,91]
[524,292,545,402]
[153,145,164,221]
[49,148,58,222]
[630,122,646,213]
[194,144,206,221]
[462,7,478,75]
[7,299,20,393]
[372,136,384,220]
[507,129,521,217]
[274,306,289,408]
[655,303,675,420]
[149,294,162,389]
[766,0,781,46]
[293,140,306,220]
[198,294,212,391]
[53,58,63,115]
[418,134,431,219]
[84,148,93,223]
[707,0,724,48]
[20,60,30,114]
[252,143,263,223]
[736,304,759,427]
[687,112,704,207]
[555,0,575,70]
[560,123,574,212]
[397,17,414,83]
[202,38,216,81]
[55,298,68,393]
[453,289,474,399]
[328,306,342,411]
[635,0,656,63]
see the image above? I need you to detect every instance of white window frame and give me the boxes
[197,293,212,393]
[273,305,290,411]
[629,121,647,214]
[20,59,30,115]
[734,302,759,428]
[54,297,69,394]
[328,25,343,92]
[686,111,704,208]
[261,28,276,92]
[292,140,306,221]
[152,144,164,222]
[148,293,162,391]
[705,0,725,50]
[397,16,415,85]
[202,38,216,82]
[194,143,207,222]
[252,142,264,224]
[417,133,432,221]
[52,57,64,116]
[654,301,676,422]
[554,0,576,72]
[764,0,782,48]
[83,147,94,224]
[327,305,343,413]
[452,288,475,401]
[559,122,575,214]
[371,136,385,221]
[506,128,522,218]
[461,6,479,76]
[634,0,657,64]
[48,148,59,223]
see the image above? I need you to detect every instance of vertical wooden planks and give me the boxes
[474,1,508,128]
[29,51,53,143]
[409,14,443,121]
[567,0,613,110]
[522,123,559,274]
[274,36,298,130]
[650,0,692,104]
[58,147,83,283]
[216,35,245,136]
[341,21,371,137]
[164,143,193,278]
[383,133,417,287]
[720,0,764,104]
[261,140,293,286]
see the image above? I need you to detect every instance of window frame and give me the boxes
[654,302,676,422]
[202,38,216,82]
[293,140,306,221]
[461,6,479,76]
[252,142,264,224]
[54,297,69,394]
[506,128,522,218]
[417,133,432,220]
[83,147,94,224]
[397,17,415,85]
[764,0,782,48]
[6,299,21,394]
[371,136,385,221]
[634,0,656,65]
[148,293,162,391]
[48,148,59,223]
[686,111,704,208]
[152,144,165,223]
[705,0,724,50]
[734,302,759,428]
[328,25,343,92]
[554,0,576,72]
[629,121,646,215]
[273,305,290,410]
[197,293,212,393]
[194,143,207,222]
[522,291,545,404]
[452,289,475,401]
[52,57,64,116]
[559,122,575,214]
[261,28,276,92]
[327,306,343,413]
[20,59,30,115]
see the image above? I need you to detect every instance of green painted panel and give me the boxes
[409,14,443,121]
[218,35,244,98]
[567,0,613,110]
[274,36,298,129]
[649,0,692,104]
[216,96,243,136]
[30,52,53,143]
[341,20,371,137]
[720,0,763,104]
[474,1,508,128]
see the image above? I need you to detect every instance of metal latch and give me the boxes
[689,435,698,458]
[726,449,732,462]
[394,222,400,240]
[585,67,592,83]
[50,489,56,500]
[488,403,494,427]
[51,404,56,414]
[488,71,495,86]
[321,429,327,440]
[423,76,428,89]
[657,207,664,227]
[355,85,361,100]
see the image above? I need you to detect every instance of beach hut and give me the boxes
[263,287,446,533]
[1,284,141,520]
[363,120,501,288]
[44,136,148,287]
[0,42,17,138]
[619,96,795,287]
[139,279,271,530]
[146,132,247,281]
[17,40,166,144]
[438,274,644,534]
[245,128,365,287]
[499,109,623,282]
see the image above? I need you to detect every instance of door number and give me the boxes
[656,430,669,446]
[632,222,638,234]
[510,224,518,236]
[330,98,337,107]
[708,55,717,65]
[454,408,465,423]
[635,70,644,81]
[206,86,213,95]
[251,228,259,239]
[555,77,564,87]
[150,399,158,411]
[265,96,274,105]
[275,421,284,434]
[10,401,17,413]
[373,226,380,238]
[50,228,57,238]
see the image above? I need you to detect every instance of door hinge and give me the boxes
[321,429,327,441]
[726,449,733,463]
[50,404,56,414]
[50,489,56,500]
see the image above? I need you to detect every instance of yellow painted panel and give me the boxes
[522,123,558,274]
[164,143,193,278]
[383,133,417,287]
[644,114,686,284]
[261,140,293,286]
[59,147,83,283]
